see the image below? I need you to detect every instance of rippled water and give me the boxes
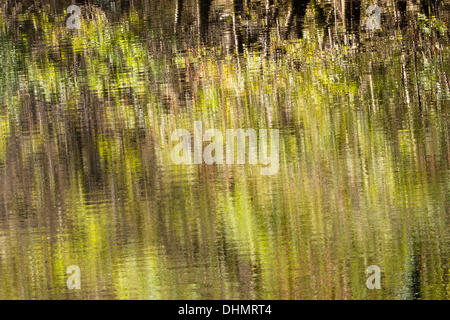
[0,0,448,299]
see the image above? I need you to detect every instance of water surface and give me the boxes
[0,0,448,299]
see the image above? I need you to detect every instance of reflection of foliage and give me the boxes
[418,13,448,36]
[0,1,448,300]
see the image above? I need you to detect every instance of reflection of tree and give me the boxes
[0,0,448,300]
[169,0,445,54]
[420,0,442,17]
[175,0,184,32]
[284,0,309,39]
[198,0,213,40]
[3,1,446,50]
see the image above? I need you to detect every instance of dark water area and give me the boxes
[0,0,448,299]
